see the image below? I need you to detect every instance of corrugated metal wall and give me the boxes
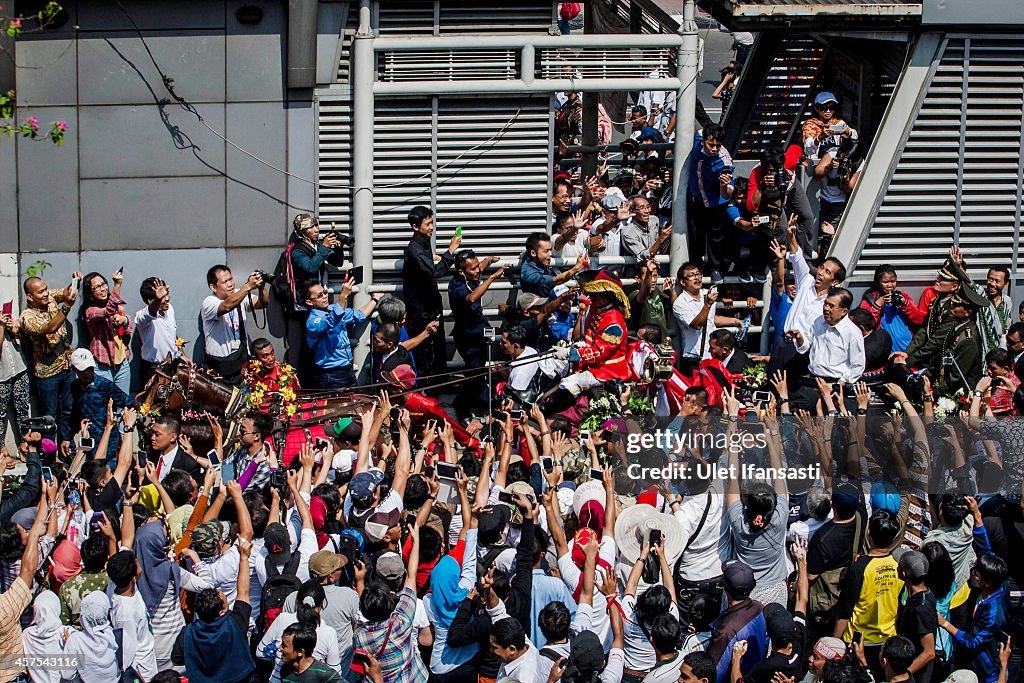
[854,36,1024,278]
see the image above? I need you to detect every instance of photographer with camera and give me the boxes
[748,146,816,260]
[274,213,349,377]
[813,141,863,255]
[201,265,269,386]
[859,266,926,354]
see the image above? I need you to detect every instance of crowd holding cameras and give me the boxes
[3,38,1024,683]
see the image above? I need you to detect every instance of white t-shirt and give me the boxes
[196,545,242,607]
[508,346,568,392]
[557,536,617,649]
[111,591,158,681]
[257,611,341,683]
[556,229,589,260]
[133,304,179,363]
[621,595,680,671]
[673,479,728,582]
[255,528,320,587]
[673,289,716,359]
[201,294,252,358]
[643,653,686,683]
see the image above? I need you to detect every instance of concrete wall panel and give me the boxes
[227,0,286,102]
[79,103,226,178]
[81,177,226,250]
[78,32,225,106]
[17,106,80,252]
[286,99,317,214]
[15,38,78,107]
[225,102,289,247]
[77,0,227,31]
[0,140,18,249]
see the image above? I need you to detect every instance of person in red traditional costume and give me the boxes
[628,323,692,417]
[551,269,631,396]
[242,338,300,394]
[383,364,481,454]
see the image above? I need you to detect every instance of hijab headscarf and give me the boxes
[133,518,181,616]
[182,600,256,683]
[48,539,82,591]
[428,555,469,628]
[22,591,65,683]
[64,592,119,683]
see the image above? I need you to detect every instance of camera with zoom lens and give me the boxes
[25,416,57,434]
[891,291,905,308]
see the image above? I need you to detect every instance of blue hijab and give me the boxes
[429,555,469,628]
[133,520,181,617]
[183,608,255,683]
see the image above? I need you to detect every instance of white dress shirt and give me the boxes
[133,304,178,363]
[783,247,827,340]
[673,289,717,359]
[155,446,179,483]
[796,314,866,383]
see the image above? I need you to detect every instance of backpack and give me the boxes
[560,2,581,20]
[258,553,303,635]
[807,513,863,633]
[271,243,299,311]
[477,544,511,576]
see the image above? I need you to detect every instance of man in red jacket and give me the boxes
[552,269,631,395]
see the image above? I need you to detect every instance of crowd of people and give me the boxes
[1,31,1024,683]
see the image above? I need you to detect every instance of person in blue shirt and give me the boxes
[686,123,735,285]
[936,550,1008,683]
[303,280,381,389]
[69,348,135,462]
[519,232,586,298]
[767,238,797,350]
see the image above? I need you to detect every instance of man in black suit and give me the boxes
[1008,322,1024,382]
[148,415,204,484]
[709,329,751,375]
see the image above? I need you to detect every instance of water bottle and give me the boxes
[735,314,753,347]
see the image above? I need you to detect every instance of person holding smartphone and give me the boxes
[80,268,134,395]
[19,270,83,453]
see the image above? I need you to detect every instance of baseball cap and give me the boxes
[329,416,359,440]
[722,559,756,597]
[831,480,861,518]
[898,550,930,582]
[375,551,406,582]
[553,284,570,298]
[571,630,605,672]
[263,522,292,565]
[477,505,512,544]
[71,348,96,372]
[763,603,798,645]
[385,364,417,391]
[364,507,402,543]
[349,469,385,506]
[600,187,626,211]
[517,293,549,311]
[814,91,838,106]
[309,550,343,579]
[191,521,222,559]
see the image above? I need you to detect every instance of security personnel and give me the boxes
[932,290,984,396]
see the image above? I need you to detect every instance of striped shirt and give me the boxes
[0,577,32,683]
[903,443,932,552]
[354,588,427,683]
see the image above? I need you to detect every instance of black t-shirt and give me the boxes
[449,276,485,339]
[88,478,123,514]
[897,590,937,682]
[807,517,864,576]
[282,661,344,683]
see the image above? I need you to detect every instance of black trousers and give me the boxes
[407,313,448,392]
[687,193,732,272]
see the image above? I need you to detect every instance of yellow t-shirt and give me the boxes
[839,554,905,645]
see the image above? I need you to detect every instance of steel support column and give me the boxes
[670,0,700,274]
[351,0,374,369]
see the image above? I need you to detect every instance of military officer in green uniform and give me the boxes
[906,256,981,380]
[913,289,985,396]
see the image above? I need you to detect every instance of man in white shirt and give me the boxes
[592,188,629,258]
[501,325,567,401]
[201,265,268,385]
[769,224,848,390]
[490,614,542,683]
[134,276,178,386]
[672,262,736,366]
[787,287,865,412]
[670,475,728,628]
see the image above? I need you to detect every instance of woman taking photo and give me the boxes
[859,264,925,353]
[80,269,133,394]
